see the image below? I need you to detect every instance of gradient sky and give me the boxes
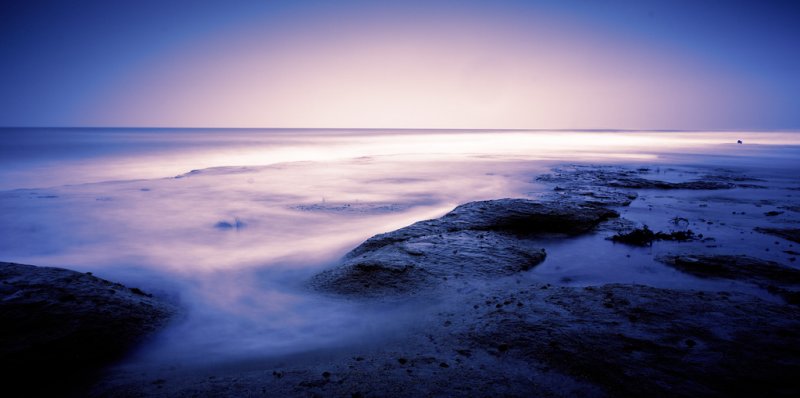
[1,0,798,129]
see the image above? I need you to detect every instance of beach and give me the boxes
[4,1,800,395]
[1,129,799,396]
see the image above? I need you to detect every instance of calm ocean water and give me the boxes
[1,127,799,362]
[3,128,799,190]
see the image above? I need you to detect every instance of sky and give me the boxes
[0,0,798,130]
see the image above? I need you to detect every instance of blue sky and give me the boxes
[1,0,798,129]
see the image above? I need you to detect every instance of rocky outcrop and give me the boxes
[537,166,640,207]
[312,230,547,296]
[464,284,800,397]
[657,254,800,304]
[0,262,176,395]
[537,165,738,192]
[94,161,800,397]
[657,254,800,283]
[611,226,696,246]
[345,199,618,258]
[99,283,800,397]
[755,227,800,243]
[607,179,734,190]
[311,199,617,296]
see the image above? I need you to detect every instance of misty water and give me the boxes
[1,128,799,368]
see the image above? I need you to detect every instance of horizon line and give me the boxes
[2,126,799,133]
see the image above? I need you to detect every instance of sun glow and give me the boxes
[89,7,763,130]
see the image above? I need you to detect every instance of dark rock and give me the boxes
[755,227,800,243]
[311,199,616,296]
[215,217,246,230]
[656,230,695,241]
[534,166,751,215]
[658,254,800,284]
[215,221,235,229]
[765,211,785,216]
[312,229,546,296]
[346,199,617,259]
[0,262,176,395]
[92,163,800,397]
[610,226,695,246]
[148,283,799,397]
[292,202,411,214]
[736,183,769,189]
[607,179,734,190]
[670,216,689,226]
[536,166,640,207]
[657,254,800,304]
[467,284,800,397]
[129,287,151,297]
[610,226,657,246]
[537,165,735,192]
[573,188,639,207]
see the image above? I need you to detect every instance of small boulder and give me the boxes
[0,262,176,394]
[611,226,696,246]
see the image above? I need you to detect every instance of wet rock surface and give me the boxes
[755,227,800,243]
[292,165,800,396]
[658,254,800,284]
[658,254,800,304]
[465,284,800,397]
[311,230,546,296]
[346,198,619,258]
[93,283,800,398]
[311,199,616,296]
[0,262,176,395]
[291,201,413,214]
[94,164,800,397]
[537,165,742,193]
[611,226,696,246]
[537,166,641,207]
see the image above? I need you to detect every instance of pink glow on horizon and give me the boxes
[89,8,763,129]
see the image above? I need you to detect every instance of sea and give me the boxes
[1,127,799,365]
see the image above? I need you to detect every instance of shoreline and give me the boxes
[79,162,800,396]
[2,159,799,396]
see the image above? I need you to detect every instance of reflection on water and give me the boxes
[3,128,799,190]
[0,128,799,363]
